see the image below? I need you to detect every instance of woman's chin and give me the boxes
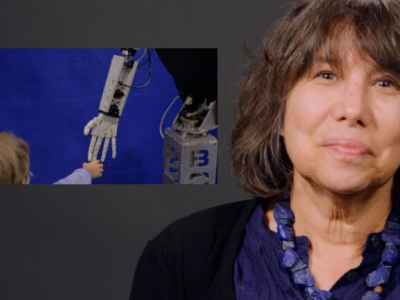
[310,173,378,197]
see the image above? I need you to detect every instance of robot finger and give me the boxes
[84,120,95,135]
[93,137,103,161]
[101,138,110,162]
[112,137,117,159]
[88,136,97,161]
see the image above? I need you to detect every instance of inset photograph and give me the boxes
[0,48,217,184]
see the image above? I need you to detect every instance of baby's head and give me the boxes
[0,132,30,184]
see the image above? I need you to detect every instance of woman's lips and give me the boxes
[322,138,372,157]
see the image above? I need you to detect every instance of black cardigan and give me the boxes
[129,199,263,300]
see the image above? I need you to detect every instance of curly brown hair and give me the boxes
[231,0,400,208]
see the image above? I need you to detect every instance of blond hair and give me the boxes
[0,132,30,184]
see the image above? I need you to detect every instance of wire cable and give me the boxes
[159,94,181,138]
[136,48,148,63]
[138,49,153,67]
[121,48,153,89]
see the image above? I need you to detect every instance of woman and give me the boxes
[130,0,400,299]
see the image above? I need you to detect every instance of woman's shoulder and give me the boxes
[131,198,265,299]
[151,198,263,251]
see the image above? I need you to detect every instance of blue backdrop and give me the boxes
[0,48,184,184]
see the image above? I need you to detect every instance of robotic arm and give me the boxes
[84,48,140,162]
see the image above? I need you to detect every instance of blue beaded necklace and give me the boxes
[274,192,400,300]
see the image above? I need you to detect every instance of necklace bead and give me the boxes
[373,286,383,294]
[361,291,380,300]
[381,229,400,245]
[381,243,398,266]
[366,265,391,287]
[305,287,334,300]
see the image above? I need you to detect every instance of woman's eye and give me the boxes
[375,78,400,90]
[315,71,337,80]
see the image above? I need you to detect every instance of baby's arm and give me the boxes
[82,160,104,179]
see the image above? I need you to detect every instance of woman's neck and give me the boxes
[290,173,392,246]
[265,173,393,290]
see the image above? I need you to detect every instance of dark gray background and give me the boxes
[0,1,292,299]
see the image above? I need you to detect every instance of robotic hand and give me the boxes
[84,113,118,162]
[84,48,140,162]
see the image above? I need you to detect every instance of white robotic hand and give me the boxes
[84,113,119,162]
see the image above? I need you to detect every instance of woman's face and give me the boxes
[281,45,400,195]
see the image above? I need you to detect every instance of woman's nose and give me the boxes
[332,77,373,128]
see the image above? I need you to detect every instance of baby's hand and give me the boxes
[82,160,104,179]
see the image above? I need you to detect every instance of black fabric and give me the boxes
[156,49,217,103]
[130,199,263,300]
